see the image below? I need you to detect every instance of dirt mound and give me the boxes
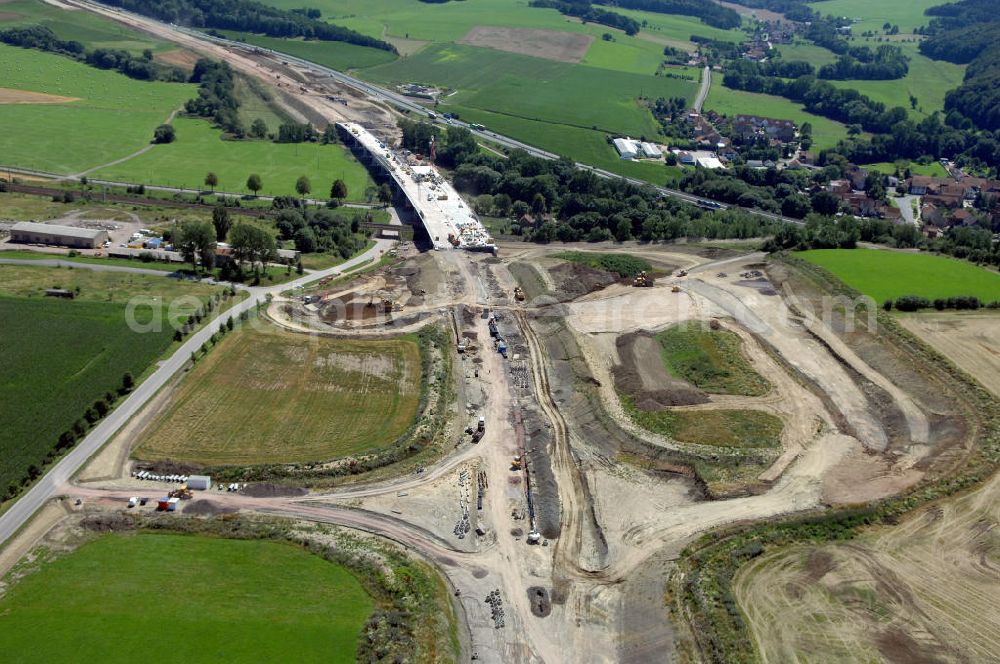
[527,587,552,618]
[612,332,709,410]
[550,262,617,300]
[459,26,592,63]
[240,483,308,498]
[183,500,237,516]
[0,87,80,105]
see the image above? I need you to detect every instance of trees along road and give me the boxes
[0,239,393,546]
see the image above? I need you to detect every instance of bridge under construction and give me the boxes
[338,122,496,253]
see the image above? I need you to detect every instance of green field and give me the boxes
[705,84,849,150]
[0,533,373,663]
[361,42,694,172]
[775,42,839,67]
[807,0,945,34]
[366,43,695,137]
[828,43,965,118]
[0,0,174,54]
[0,44,194,174]
[135,326,423,465]
[622,395,784,449]
[219,31,399,70]
[92,117,374,200]
[862,160,949,177]
[657,322,771,396]
[798,249,1000,302]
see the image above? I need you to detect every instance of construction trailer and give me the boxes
[187,475,211,491]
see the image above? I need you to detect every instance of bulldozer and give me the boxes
[632,271,654,287]
[513,287,526,301]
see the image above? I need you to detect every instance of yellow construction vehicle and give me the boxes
[511,455,522,471]
[671,285,681,293]
[632,271,654,287]
[513,287,525,301]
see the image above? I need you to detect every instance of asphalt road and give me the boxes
[0,257,173,276]
[0,239,391,546]
[694,66,711,113]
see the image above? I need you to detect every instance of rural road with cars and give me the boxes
[0,239,392,547]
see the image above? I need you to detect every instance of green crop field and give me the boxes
[0,0,174,54]
[0,533,373,663]
[0,265,221,491]
[92,117,374,200]
[360,42,695,172]
[705,85,849,150]
[218,31,399,71]
[798,249,1000,303]
[135,326,423,465]
[657,322,771,396]
[0,44,194,174]
[365,44,695,137]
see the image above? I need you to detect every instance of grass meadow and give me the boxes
[863,160,949,177]
[657,322,771,396]
[0,43,194,174]
[828,42,965,119]
[0,533,373,663]
[621,395,784,449]
[135,326,423,465]
[93,117,374,200]
[806,0,946,34]
[798,249,1000,303]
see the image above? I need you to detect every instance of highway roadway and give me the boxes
[0,239,392,546]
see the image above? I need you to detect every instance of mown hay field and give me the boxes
[0,533,373,663]
[135,326,422,465]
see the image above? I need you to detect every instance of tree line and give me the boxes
[0,25,187,83]
[528,0,641,36]
[400,119,785,243]
[98,0,396,53]
[593,0,741,30]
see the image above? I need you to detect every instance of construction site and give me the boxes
[1,3,999,663]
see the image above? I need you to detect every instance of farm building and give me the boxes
[640,142,663,159]
[9,221,108,249]
[696,156,725,170]
[187,475,211,491]
[613,137,640,160]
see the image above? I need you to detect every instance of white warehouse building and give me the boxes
[640,142,662,159]
[613,137,640,160]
